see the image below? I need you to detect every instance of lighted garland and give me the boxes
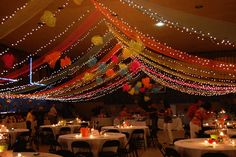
[119,0,235,47]
[0,10,102,83]
[30,43,122,98]
[91,0,236,74]
[139,61,236,94]
[109,25,236,84]
[7,32,114,94]
[0,0,71,59]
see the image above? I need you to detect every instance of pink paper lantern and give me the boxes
[129,60,140,72]
[111,55,119,63]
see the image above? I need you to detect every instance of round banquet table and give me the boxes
[174,138,236,157]
[101,125,149,147]
[40,124,81,136]
[13,152,62,157]
[2,128,29,146]
[205,129,236,138]
[58,133,126,157]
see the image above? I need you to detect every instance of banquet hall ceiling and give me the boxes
[0,0,235,56]
[0,0,236,100]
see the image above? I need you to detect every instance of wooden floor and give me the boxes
[37,130,185,157]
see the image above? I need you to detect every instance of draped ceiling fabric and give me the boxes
[0,0,235,101]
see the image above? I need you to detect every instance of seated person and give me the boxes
[119,106,132,120]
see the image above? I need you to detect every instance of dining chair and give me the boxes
[55,150,75,157]
[165,147,181,157]
[130,129,145,149]
[49,139,62,153]
[201,152,229,157]
[59,127,71,135]
[105,129,120,133]
[99,140,120,157]
[40,127,55,144]
[71,141,93,157]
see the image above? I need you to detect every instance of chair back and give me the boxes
[71,141,92,153]
[165,147,180,157]
[59,127,71,135]
[105,129,120,133]
[56,150,75,157]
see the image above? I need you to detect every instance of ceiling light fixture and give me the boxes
[155,21,165,27]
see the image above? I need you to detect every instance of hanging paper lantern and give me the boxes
[140,87,146,93]
[144,96,150,102]
[129,39,145,52]
[106,69,115,77]
[151,87,159,94]
[2,53,15,69]
[122,48,132,59]
[136,81,142,88]
[119,69,128,76]
[119,63,127,70]
[126,74,132,80]
[142,77,152,88]
[40,10,56,27]
[73,0,84,5]
[60,56,71,68]
[96,77,103,84]
[98,62,107,73]
[134,85,140,92]
[129,60,140,72]
[44,51,61,68]
[122,83,131,91]
[87,57,97,67]
[91,35,103,46]
[128,88,135,95]
[111,55,118,63]
[83,72,94,81]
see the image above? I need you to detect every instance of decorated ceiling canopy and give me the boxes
[0,0,236,101]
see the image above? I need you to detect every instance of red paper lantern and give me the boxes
[2,53,15,69]
[122,83,131,91]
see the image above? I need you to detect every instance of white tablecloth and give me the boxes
[8,128,29,145]
[174,138,236,157]
[125,120,147,126]
[101,125,149,147]
[58,133,126,157]
[158,117,183,130]
[13,152,62,157]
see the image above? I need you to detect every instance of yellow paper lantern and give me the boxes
[144,96,150,102]
[119,63,127,70]
[91,35,103,46]
[122,48,132,59]
[83,72,94,81]
[40,10,56,27]
[136,81,142,88]
[129,39,145,52]
[128,88,135,95]
[73,0,84,5]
